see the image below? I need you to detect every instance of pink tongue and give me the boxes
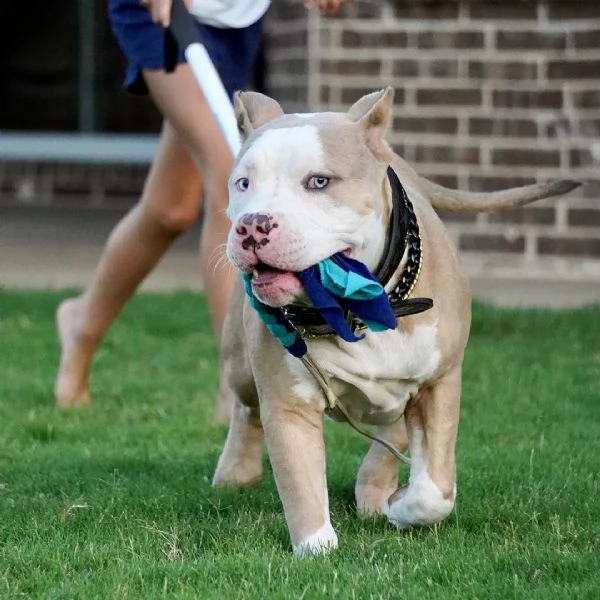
[252,270,289,286]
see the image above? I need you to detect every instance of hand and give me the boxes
[140,0,192,27]
[304,0,350,17]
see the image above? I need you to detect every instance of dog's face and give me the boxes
[226,88,396,307]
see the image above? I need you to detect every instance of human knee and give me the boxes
[147,201,199,234]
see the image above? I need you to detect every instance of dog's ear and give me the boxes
[234,92,284,140]
[348,87,394,160]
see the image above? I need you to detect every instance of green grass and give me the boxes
[0,290,599,599]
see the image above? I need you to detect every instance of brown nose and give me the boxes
[235,212,278,251]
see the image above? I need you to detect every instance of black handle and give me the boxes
[164,0,203,73]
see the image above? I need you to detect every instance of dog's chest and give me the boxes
[287,324,440,425]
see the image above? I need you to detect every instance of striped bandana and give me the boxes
[243,253,397,357]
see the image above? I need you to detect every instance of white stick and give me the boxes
[184,43,241,156]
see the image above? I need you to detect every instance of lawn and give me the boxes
[0,290,599,599]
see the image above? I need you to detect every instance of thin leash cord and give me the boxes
[301,354,411,466]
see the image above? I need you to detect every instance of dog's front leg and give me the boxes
[355,419,408,515]
[385,367,461,529]
[261,399,337,557]
[213,395,263,488]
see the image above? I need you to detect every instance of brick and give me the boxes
[569,208,600,227]
[344,0,383,19]
[538,237,600,257]
[422,59,459,78]
[540,117,600,139]
[285,58,308,76]
[425,174,459,189]
[417,30,484,49]
[392,144,407,157]
[269,2,306,20]
[549,4,600,20]
[436,209,477,224]
[341,87,405,105]
[493,89,563,109]
[572,30,600,49]
[468,176,537,193]
[548,60,600,80]
[269,30,307,49]
[572,118,600,137]
[469,3,537,19]
[320,59,382,76]
[393,116,458,135]
[417,88,482,106]
[414,145,480,165]
[574,179,600,197]
[492,148,560,168]
[469,117,537,138]
[392,60,419,78]
[268,86,307,105]
[460,234,526,254]
[392,1,459,19]
[488,207,556,226]
[469,61,538,80]
[570,148,599,169]
[571,90,600,109]
[496,31,567,51]
[342,30,407,48]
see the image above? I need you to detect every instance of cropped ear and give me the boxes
[234,91,285,140]
[347,87,395,160]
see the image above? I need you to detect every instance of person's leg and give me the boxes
[146,65,238,422]
[55,63,235,407]
[55,119,203,405]
[145,65,236,338]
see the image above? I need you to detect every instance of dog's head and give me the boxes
[227,87,395,307]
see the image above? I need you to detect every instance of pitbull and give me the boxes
[212,87,579,556]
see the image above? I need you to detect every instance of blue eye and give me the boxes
[306,175,330,190]
[235,177,250,192]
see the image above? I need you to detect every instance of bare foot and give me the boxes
[54,298,95,407]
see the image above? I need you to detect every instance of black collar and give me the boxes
[280,166,433,338]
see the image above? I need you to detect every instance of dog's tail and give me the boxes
[421,177,582,213]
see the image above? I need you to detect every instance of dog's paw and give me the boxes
[385,480,454,529]
[293,523,338,557]
[356,483,397,517]
[212,459,263,488]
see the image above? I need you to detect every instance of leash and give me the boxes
[301,353,411,465]
[167,0,241,154]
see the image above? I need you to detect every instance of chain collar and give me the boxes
[280,167,432,338]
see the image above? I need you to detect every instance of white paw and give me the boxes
[385,476,454,529]
[293,523,339,557]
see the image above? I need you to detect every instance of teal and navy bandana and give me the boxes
[243,253,397,357]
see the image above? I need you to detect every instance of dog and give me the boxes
[212,87,579,557]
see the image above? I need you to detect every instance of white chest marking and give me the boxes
[286,323,441,424]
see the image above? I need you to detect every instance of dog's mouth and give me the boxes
[245,248,353,307]
[250,247,352,284]
[250,261,296,286]
[248,261,303,307]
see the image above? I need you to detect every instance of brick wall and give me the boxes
[265,0,600,283]
[1,0,598,287]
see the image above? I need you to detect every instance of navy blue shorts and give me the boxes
[108,0,263,97]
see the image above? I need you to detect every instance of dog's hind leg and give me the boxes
[212,396,263,488]
[261,401,338,557]
[355,419,408,516]
[385,368,461,529]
